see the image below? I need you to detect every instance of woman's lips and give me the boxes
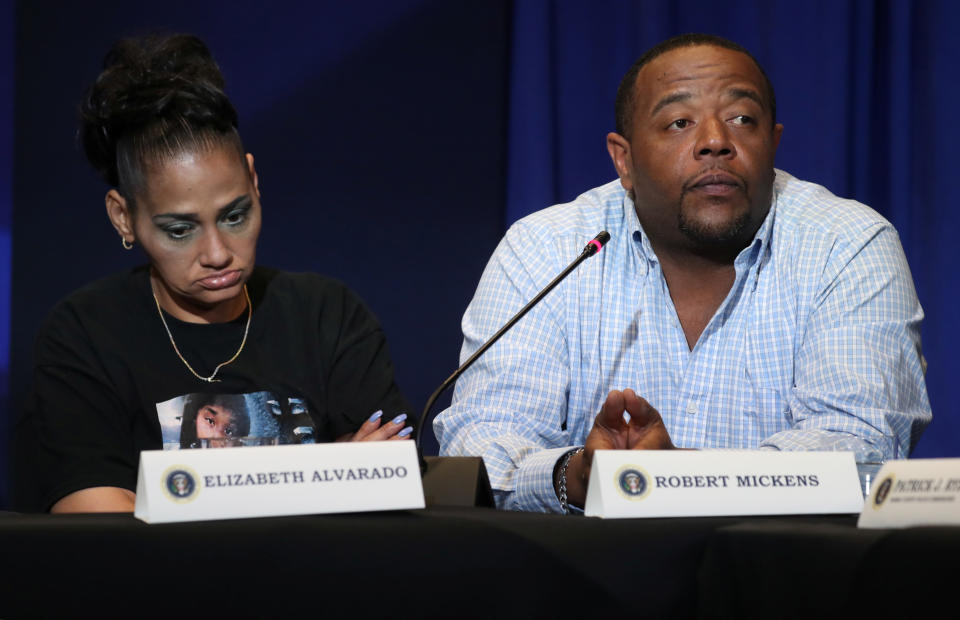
[198,270,242,290]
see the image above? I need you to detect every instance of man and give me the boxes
[434,33,931,513]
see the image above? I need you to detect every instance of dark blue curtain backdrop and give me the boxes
[3,0,957,507]
[505,0,959,459]
[1,0,13,507]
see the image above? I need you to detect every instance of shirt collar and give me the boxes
[622,190,658,264]
[738,172,780,270]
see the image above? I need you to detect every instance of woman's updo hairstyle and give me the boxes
[79,34,245,205]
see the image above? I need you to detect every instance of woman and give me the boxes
[19,34,412,513]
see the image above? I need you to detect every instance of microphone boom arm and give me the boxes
[415,232,610,468]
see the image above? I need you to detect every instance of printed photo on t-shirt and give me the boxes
[157,391,318,450]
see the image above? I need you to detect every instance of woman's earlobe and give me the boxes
[105,189,135,244]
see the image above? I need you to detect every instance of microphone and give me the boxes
[415,231,611,470]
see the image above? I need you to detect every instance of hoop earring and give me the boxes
[121,237,134,250]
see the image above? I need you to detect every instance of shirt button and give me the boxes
[685,401,698,415]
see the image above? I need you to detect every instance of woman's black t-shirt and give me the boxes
[18,265,410,511]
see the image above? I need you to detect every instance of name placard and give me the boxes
[583,450,863,518]
[857,458,960,529]
[134,441,425,524]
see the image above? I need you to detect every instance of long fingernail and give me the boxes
[368,410,383,423]
[391,413,408,425]
[398,427,413,437]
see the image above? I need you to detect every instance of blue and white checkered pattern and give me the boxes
[434,171,931,513]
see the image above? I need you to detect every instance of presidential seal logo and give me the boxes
[616,466,652,501]
[872,474,895,509]
[162,466,200,504]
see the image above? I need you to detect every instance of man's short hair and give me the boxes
[614,33,777,137]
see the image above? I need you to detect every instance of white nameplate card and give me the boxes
[584,450,863,518]
[858,458,960,529]
[134,441,425,524]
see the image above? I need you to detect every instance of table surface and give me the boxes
[0,508,953,618]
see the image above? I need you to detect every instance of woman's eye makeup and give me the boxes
[221,204,250,227]
[152,196,253,240]
[152,214,198,241]
[163,223,196,240]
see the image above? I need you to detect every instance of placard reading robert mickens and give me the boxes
[585,450,863,518]
[651,473,821,490]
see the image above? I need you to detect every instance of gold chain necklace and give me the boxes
[152,284,252,383]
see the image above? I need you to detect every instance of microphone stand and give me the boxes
[416,232,610,507]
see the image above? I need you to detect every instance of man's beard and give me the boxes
[677,205,751,247]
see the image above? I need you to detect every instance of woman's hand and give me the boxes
[337,410,413,442]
